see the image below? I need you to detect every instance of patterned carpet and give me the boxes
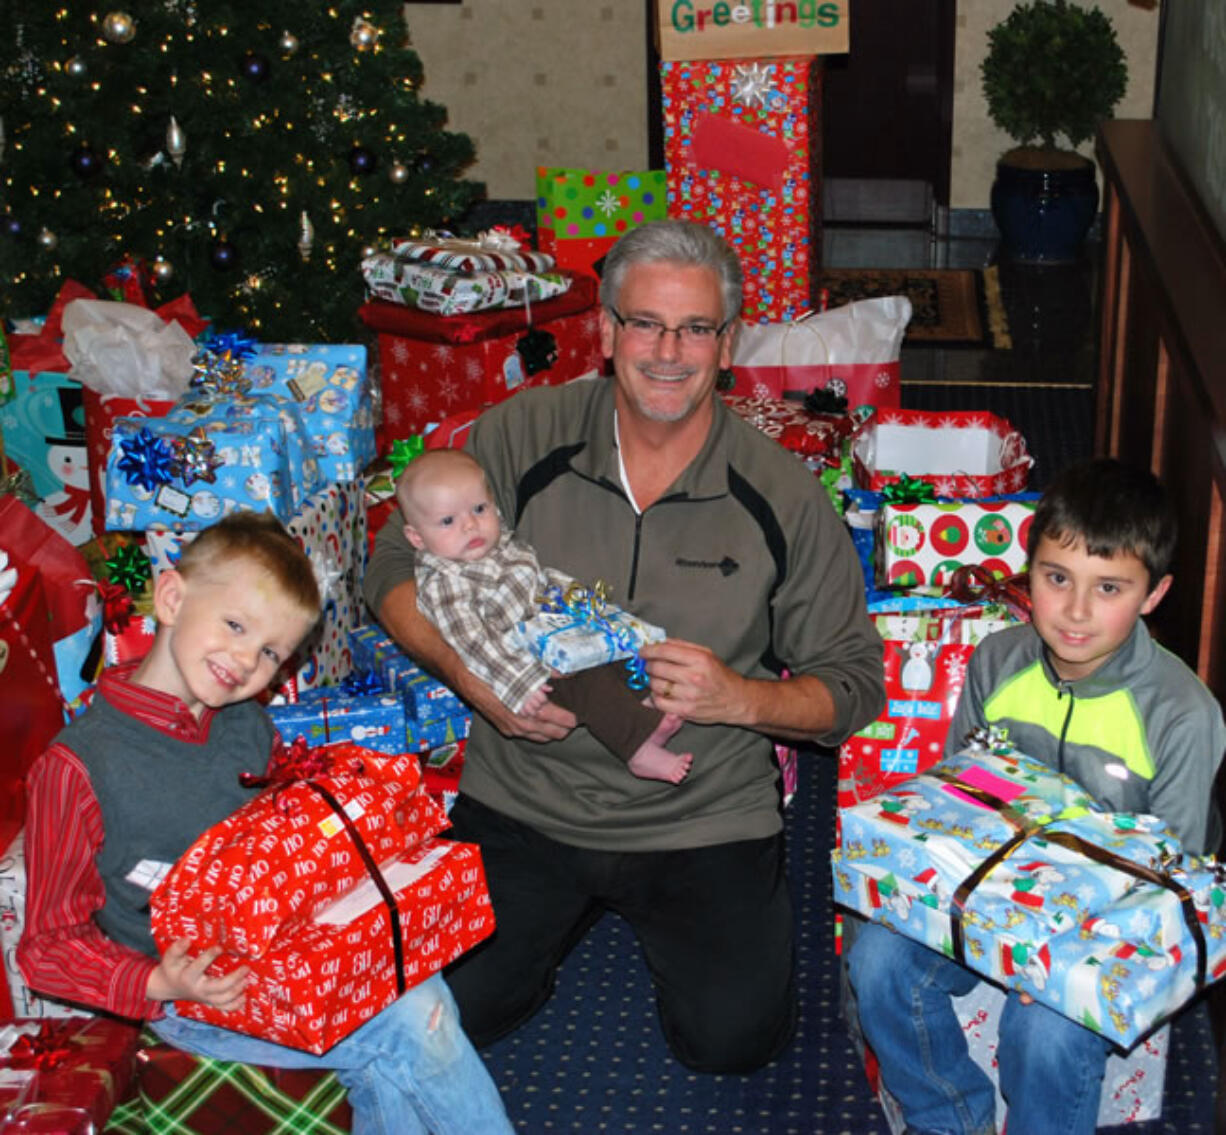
[817,268,1012,350]
[478,754,1219,1134]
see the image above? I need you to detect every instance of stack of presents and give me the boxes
[1,4,1217,1129]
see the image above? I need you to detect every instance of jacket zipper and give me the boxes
[627,511,644,602]
[1055,681,1075,775]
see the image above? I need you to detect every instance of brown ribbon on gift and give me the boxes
[930,767,1207,989]
[944,563,1032,622]
[302,781,406,997]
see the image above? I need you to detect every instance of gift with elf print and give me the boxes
[833,740,1226,1048]
[877,499,1037,589]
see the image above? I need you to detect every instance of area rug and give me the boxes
[817,266,1013,349]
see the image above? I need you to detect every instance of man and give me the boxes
[364,220,884,1072]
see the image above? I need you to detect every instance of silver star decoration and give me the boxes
[731,63,774,110]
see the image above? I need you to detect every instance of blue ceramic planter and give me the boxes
[990,154,1099,264]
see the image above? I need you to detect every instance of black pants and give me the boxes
[444,794,797,1073]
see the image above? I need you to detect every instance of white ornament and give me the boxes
[166,116,186,169]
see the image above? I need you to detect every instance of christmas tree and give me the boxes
[0,4,482,341]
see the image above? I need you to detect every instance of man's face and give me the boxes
[599,261,734,427]
[1029,533,1170,682]
[403,463,502,563]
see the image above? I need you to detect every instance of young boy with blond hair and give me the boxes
[18,510,513,1135]
[849,458,1226,1135]
[397,449,693,784]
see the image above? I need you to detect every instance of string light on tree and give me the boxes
[210,236,237,269]
[102,11,137,44]
[70,143,104,179]
[278,31,299,56]
[152,257,174,284]
[65,56,87,79]
[389,160,408,184]
[240,53,270,83]
[37,227,58,251]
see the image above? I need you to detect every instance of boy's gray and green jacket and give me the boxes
[946,619,1226,855]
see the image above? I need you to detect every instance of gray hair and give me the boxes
[598,220,743,324]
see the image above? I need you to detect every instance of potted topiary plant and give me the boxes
[981,0,1127,263]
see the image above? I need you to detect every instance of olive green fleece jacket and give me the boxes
[364,378,885,851]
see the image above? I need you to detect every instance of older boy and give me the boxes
[18,511,513,1135]
[397,448,693,784]
[849,458,1226,1135]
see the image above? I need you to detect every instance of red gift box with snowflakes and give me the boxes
[852,409,1034,498]
[661,57,820,324]
[154,838,493,1055]
[358,276,603,444]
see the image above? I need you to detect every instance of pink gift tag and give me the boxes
[944,766,1024,808]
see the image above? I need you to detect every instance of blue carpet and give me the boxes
[478,755,1218,1133]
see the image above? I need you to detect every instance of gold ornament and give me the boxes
[350,17,378,51]
[389,161,408,185]
[298,211,314,262]
[166,116,186,169]
[153,257,174,284]
[278,31,299,56]
[102,11,137,44]
[37,227,58,250]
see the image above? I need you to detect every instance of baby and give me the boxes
[396,449,692,784]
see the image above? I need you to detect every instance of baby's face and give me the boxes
[404,464,502,563]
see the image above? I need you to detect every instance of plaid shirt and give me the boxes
[416,531,572,713]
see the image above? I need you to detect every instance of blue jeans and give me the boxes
[847,923,1112,1135]
[152,974,513,1135]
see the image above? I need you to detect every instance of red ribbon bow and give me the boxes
[98,580,135,634]
[944,564,1032,621]
[5,1021,77,1072]
[239,735,366,813]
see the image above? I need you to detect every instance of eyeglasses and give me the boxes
[607,307,731,347]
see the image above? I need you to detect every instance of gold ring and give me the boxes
[660,680,673,698]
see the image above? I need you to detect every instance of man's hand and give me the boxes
[640,638,750,726]
[147,939,249,1011]
[465,679,576,744]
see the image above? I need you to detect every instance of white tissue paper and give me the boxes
[62,299,196,399]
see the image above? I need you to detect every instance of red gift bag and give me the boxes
[81,388,176,537]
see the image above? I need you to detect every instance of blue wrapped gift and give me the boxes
[513,587,665,675]
[348,624,470,719]
[406,711,471,754]
[833,740,1225,1048]
[243,344,376,485]
[267,687,409,755]
[104,388,321,530]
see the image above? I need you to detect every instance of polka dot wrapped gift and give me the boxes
[535,168,668,277]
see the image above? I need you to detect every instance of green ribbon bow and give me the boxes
[105,542,152,593]
[388,436,425,479]
[883,474,936,504]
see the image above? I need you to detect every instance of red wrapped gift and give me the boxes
[131,1044,351,1133]
[0,542,68,843]
[852,408,1035,498]
[661,57,821,323]
[157,838,494,1054]
[721,394,855,464]
[0,1017,143,1133]
[152,743,447,961]
[358,276,604,444]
